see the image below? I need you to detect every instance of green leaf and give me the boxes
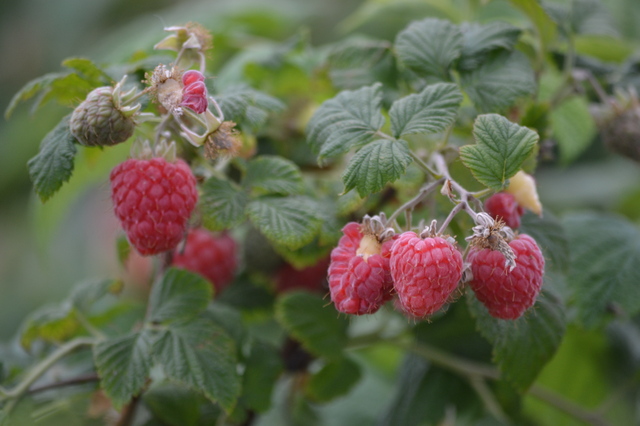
[275,291,349,359]
[27,115,78,202]
[143,385,203,426]
[508,0,557,49]
[342,139,412,197]
[148,268,212,324]
[244,155,303,196]
[563,213,640,328]
[394,18,462,80]
[215,85,285,132]
[574,35,634,63]
[458,22,521,71]
[570,0,619,37]
[153,318,240,412]
[460,51,536,112]
[520,212,570,273]
[4,72,67,118]
[20,304,79,351]
[460,114,539,190]
[467,287,566,391]
[93,331,153,409]
[306,83,385,162]
[116,235,131,267]
[246,196,323,250]
[390,83,463,138]
[38,73,98,108]
[70,278,123,312]
[327,38,395,90]
[241,342,283,412]
[305,356,362,402]
[61,57,113,85]
[550,96,596,164]
[199,176,249,231]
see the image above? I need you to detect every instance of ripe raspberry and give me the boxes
[172,229,238,294]
[467,234,545,320]
[484,192,524,229]
[70,86,136,146]
[110,157,198,256]
[390,232,463,318]
[276,257,330,294]
[181,70,208,113]
[328,222,395,315]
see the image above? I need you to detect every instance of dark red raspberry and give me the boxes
[390,232,463,318]
[484,192,524,229]
[180,70,208,113]
[467,234,545,320]
[328,222,395,315]
[110,157,198,256]
[276,257,330,294]
[172,229,237,294]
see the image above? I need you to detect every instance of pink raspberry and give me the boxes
[484,192,524,229]
[390,232,463,318]
[328,222,395,315]
[180,70,208,113]
[467,234,545,320]
[172,229,238,294]
[110,157,198,256]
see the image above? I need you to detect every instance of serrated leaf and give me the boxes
[390,83,463,138]
[200,176,248,231]
[394,18,462,80]
[305,356,362,402]
[148,268,212,324]
[306,84,385,162]
[244,156,303,196]
[342,139,412,197]
[4,72,67,118]
[327,38,394,90]
[38,73,98,108]
[520,212,570,273]
[242,342,283,412]
[20,304,79,351]
[458,22,521,71]
[215,85,284,132]
[467,287,566,391]
[246,196,322,250]
[93,331,153,409]
[460,114,539,190]
[550,96,596,164]
[70,278,123,312]
[153,318,240,412]
[460,51,536,112]
[563,213,640,328]
[27,115,78,202]
[570,0,619,37]
[62,57,113,85]
[275,291,348,359]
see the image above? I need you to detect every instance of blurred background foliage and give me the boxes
[3,0,640,425]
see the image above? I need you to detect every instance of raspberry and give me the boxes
[172,229,237,294]
[276,257,330,294]
[467,234,545,320]
[390,232,463,318]
[484,192,524,229]
[110,157,198,256]
[182,70,205,87]
[328,222,395,315]
[181,70,208,113]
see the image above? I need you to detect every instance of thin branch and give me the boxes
[386,178,445,225]
[528,386,611,426]
[28,373,99,395]
[468,375,509,423]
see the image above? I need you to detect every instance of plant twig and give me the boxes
[387,178,445,225]
[468,374,509,423]
[28,373,99,395]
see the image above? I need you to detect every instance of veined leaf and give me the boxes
[342,139,412,197]
[244,155,303,196]
[148,268,212,324]
[62,57,113,85]
[460,114,539,190]
[70,278,123,312]
[390,83,463,138]
[215,85,284,132]
[550,96,596,164]
[520,212,570,273]
[327,38,394,90]
[394,18,462,80]
[4,72,67,118]
[305,356,362,402]
[306,83,385,162]
[458,22,521,71]
[200,176,248,231]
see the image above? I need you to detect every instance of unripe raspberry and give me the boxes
[390,232,463,318]
[328,220,396,315]
[484,192,524,229]
[180,70,208,114]
[110,157,198,256]
[172,229,237,294]
[505,171,542,216]
[70,87,136,146]
[467,234,544,320]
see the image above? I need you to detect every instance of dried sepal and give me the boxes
[466,212,517,271]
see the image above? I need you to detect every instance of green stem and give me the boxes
[468,374,509,423]
[410,150,441,177]
[386,177,445,225]
[121,87,151,107]
[74,310,106,340]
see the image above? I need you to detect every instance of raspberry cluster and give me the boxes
[327,213,545,321]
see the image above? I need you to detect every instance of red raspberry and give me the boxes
[390,232,463,318]
[467,234,544,320]
[172,229,238,294]
[110,157,198,256]
[276,257,330,294]
[182,70,205,87]
[328,222,395,315]
[180,70,208,113]
[484,192,524,229]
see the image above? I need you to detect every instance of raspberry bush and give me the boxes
[2,1,640,425]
